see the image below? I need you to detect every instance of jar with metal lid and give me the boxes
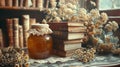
[27,24,53,59]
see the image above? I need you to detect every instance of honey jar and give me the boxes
[27,24,53,59]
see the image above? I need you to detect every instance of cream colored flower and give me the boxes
[90,9,100,19]
[100,12,108,23]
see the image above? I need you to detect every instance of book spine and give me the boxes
[6,0,13,7]
[0,29,4,48]
[45,0,49,8]
[20,0,23,7]
[30,18,36,27]
[31,0,36,8]
[36,0,43,10]
[6,18,14,47]
[24,0,29,7]
[0,0,5,6]
[50,0,56,8]
[13,0,19,7]
[19,25,24,48]
[52,31,68,40]
[13,18,19,48]
[22,15,30,47]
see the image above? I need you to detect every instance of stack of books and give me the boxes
[48,22,87,57]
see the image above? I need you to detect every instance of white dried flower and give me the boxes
[53,17,61,22]
[90,9,100,19]
[100,12,108,23]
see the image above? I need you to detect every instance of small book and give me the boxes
[0,29,4,48]
[13,18,19,48]
[53,38,82,51]
[6,18,13,46]
[0,0,5,6]
[48,22,86,32]
[52,31,85,40]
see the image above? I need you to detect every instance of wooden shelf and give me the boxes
[0,6,43,11]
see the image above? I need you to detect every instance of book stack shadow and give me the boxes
[48,22,87,57]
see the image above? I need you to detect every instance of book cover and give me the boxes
[6,0,12,7]
[13,18,19,48]
[53,38,82,51]
[22,15,30,47]
[0,29,4,48]
[6,18,14,46]
[0,0,5,6]
[52,31,85,40]
[13,0,19,7]
[48,22,86,32]
[19,25,24,48]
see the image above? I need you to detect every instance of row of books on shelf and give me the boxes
[48,22,87,57]
[0,0,57,9]
[0,15,36,48]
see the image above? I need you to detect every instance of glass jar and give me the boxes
[27,24,53,59]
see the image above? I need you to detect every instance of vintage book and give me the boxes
[36,0,43,10]
[22,15,30,47]
[53,49,74,57]
[52,31,85,40]
[20,0,23,7]
[53,38,82,51]
[24,0,32,7]
[19,25,23,48]
[31,0,36,7]
[0,29,4,48]
[30,18,36,27]
[13,18,19,48]
[48,22,86,32]
[13,0,19,7]
[0,0,5,6]
[6,18,14,46]
[6,0,12,7]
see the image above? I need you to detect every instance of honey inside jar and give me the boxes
[27,24,53,59]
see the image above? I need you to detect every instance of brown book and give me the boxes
[6,0,13,7]
[22,15,30,47]
[13,0,19,7]
[19,25,23,48]
[53,49,75,57]
[0,29,4,48]
[0,0,5,6]
[6,18,14,46]
[13,18,19,48]
[52,31,85,40]
[53,38,82,51]
[48,22,86,32]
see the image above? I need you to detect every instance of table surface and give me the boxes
[29,55,120,67]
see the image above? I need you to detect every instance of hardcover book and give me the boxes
[52,31,85,40]
[53,38,82,51]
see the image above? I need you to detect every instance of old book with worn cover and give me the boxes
[52,31,85,40]
[48,22,86,32]
[53,38,82,51]
[6,19,13,46]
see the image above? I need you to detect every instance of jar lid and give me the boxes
[28,24,53,36]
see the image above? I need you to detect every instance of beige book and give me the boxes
[36,0,43,10]
[0,0,5,6]
[22,15,30,47]
[13,18,19,48]
[19,25,23,48]
[0,29,4,48]
[30,18,36,27]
